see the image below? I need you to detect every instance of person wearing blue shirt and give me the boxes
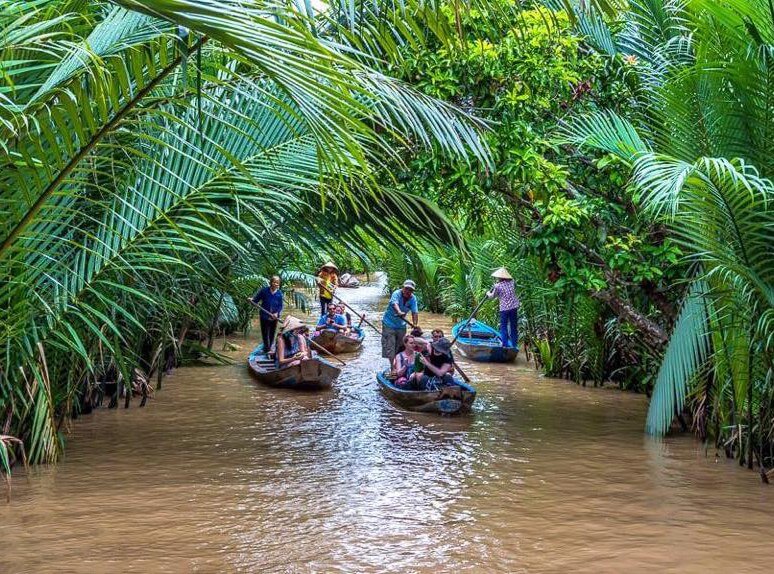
[381,279,419,362]
[316,303,346,331]
[250,275,284,352]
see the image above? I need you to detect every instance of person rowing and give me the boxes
[275,316,311,368]
[317,261,339,316]
[381,279,420,363]
[249,275,283,353]
[486,267,519,349]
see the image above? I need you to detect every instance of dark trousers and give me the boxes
[320,296,332,315]
[499,308,518,348]
[260,317,278,351]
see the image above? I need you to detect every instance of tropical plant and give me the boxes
[559,0,774,474]
[382,0,682,391]
[0,0,490,481]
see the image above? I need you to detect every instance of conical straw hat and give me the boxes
[321,261,338,271]
[281,315,306,334]
[491,267,513,280]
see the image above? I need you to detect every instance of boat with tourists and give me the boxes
[376,370,476,414]
[247,348,341,389]
[310,326,365,354]
[451,319,518,363]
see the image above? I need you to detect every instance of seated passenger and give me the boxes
[415,337,456,390]
[336,304,352,335]
[391,335,417,387]
[316,303,346,333]
[276,317,311,368]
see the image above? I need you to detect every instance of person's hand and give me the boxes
[418,355,427,365]
[398,311,406,318]
[270,313,278,320]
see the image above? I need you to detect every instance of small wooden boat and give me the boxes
[247,347,340,390]
[451,319,518,363]
[310,326,365,354]
[376,371,476,415]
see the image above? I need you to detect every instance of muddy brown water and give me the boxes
[2,280,774,573]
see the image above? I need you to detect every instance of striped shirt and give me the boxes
[490,280,519,311]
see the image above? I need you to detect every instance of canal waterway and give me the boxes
[1,278,773,573]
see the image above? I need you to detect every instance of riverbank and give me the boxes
[1,281,773,573]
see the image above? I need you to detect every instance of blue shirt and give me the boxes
[382,289,418,329]
[252,286,283,320]
[317,314,346,328]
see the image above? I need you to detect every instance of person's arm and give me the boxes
[392,354,406,377]
[276,337,291,366]
[389,291,405,317]
[410,296,419,327]
[251,286,264,305]
[487,283,499,299]
[275,291,283,320]
[300,336,312,359]
[421,357,452,377]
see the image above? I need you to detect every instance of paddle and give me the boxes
[449,296,490,346]
[314,276,382,336]
[307,338,348,366]
[395,314,474,385]
[250,301,347,366]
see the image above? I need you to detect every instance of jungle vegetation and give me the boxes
[0,0,489,485]
[0,0,772,487]
[380,0,773,478]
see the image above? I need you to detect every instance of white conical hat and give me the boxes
[491,267,513,280]
[281,315,306,334]
[321,261,338,271]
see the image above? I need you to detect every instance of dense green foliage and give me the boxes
[0,0,488,480]
[385,0,773,478]
[560,0,774,474]
[383,1,684,389]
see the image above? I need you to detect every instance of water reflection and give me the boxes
[1,277,773,573]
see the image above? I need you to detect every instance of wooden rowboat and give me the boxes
[376,370,476,415]
[310,326,365,354]
[451,319,518,363]
[247,347,340,390]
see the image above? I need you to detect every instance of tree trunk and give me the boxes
[591,287,668,349]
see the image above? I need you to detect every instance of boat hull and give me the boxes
[376,371,476,415]
[451,320,518,363]
[310,327,364,354]
[247,350,340,390]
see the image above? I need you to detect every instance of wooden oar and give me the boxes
[307,338,347,366]
[314,276,382,336]
[395,314,474,385]
[449,296,490,346]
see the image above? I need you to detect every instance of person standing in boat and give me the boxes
[275,316,311,367]
[250,275,284,352]
[381,279,419,363]
[317,262,339,316]
[487,267,519,349]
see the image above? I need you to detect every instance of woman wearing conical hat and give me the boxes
[275,316,311,368]
[487,267,519,350]
[317,261,339,316]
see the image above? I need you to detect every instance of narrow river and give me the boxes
[2,279,773,573]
